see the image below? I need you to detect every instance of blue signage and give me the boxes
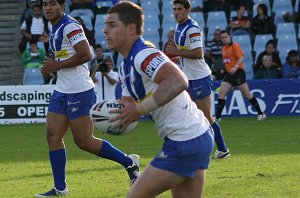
[211,79,300,117]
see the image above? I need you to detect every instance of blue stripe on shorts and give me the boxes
[187,75,213,100]
[48,88,96,120]
[151,128,214,177]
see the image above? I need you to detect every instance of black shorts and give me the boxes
[223,69,246,86]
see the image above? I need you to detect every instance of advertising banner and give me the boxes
[211,79,300,117]
[0,79,299,124]
[0,85,54,124]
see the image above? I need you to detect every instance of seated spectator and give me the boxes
[251,3,275,36]
[74,16,95,47]
[254,39,282,74]
[282,50,300,78]
[205,28,225,80]
[254,54,281,79]
[229,5,251,36]
[21,40,45,68]
[19,4,50,54]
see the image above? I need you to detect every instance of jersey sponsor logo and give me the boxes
[189,33,201,43]
[67,29,84,42]
[141,52,165,78]
[223,57,231,64]
[54,49,69,59]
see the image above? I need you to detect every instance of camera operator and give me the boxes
[89,44,104,71]
[90,56,118,102]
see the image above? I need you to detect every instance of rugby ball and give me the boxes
[90,100,138,135]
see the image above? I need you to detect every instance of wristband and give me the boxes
[136,95,158,115]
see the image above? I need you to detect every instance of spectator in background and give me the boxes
[254,54,281,79]
[20,0,42,24]
[90,57,118,102]
[255,39,281,74]
[74,16,95,47]
[89,44,105,71]
[229,5,251,36]
[282,50,300,78]
[19,4,50,53]
[205,28,225,80]
[251,3,275,36]
[21,40,45,68]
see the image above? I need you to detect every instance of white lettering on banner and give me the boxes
[271,93,300,114]
[0,107,4,117]
[227,91,248,115]
[0,85,55,124]
[17,106,48,117]
[0,85,54,105]
[212,89,266,116]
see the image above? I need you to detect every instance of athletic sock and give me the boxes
[216,99,226,119]
[211,121,227,152]
[49,149,67,191]
[97,140,132,168]
[249,97,263,114]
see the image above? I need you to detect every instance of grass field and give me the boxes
[0,116,300,198]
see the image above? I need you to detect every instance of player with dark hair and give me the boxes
[104,1,213,197]
[216,30,266,121]
[35,0,139,196]
[165,0,230,159]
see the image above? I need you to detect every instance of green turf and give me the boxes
[0,116,299,198]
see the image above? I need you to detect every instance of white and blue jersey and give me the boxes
[174,18,211,80]
[49,14,94,93]
[119,38,210,141]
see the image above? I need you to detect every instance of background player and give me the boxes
[165,0,230,159]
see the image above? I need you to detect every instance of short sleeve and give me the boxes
[134,48,170,80]
[64,23,87,46]
[232,42,244,58]
[186,26,203,50]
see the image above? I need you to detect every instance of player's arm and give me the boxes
[112,61,188,128]
[136,62,188,115]
[165,27,204,59]
[165,42,203,59]
[42,40,92,72]
[56,40,92,69]
[177,47,203,59]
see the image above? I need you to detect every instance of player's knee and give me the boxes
[46,130,59,142]
[74,137,90,151]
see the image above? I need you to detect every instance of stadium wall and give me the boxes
[0,79,299,124]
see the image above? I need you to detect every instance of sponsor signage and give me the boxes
[0,85,54,124]
[0,79,299,124]
[211,79,300,117]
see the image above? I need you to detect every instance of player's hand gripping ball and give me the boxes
[90,100,138,135]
